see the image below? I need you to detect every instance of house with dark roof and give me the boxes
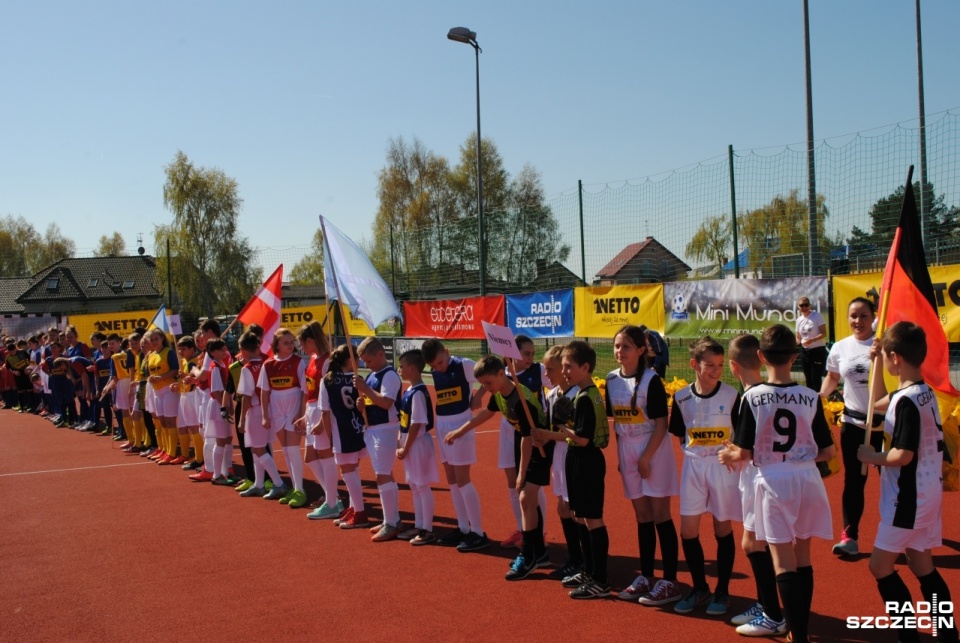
[595,237,691,285]
[7,256,162,316]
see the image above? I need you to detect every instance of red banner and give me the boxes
[404,296,506,339]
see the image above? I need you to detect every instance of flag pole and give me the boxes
[861,165,914,475]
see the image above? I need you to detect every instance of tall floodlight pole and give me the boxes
[803,0,819,276]
[447,26,486,297]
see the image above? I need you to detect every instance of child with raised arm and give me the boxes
[857,322,957,643]
[396,349,440,545]
[670,336,741,617]
[731,324,835,643]
[718,333,786,636]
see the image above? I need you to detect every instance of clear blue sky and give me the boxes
[2,1,958,260]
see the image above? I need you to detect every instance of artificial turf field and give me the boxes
[1,405,957,642]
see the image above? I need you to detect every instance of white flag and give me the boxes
[320,216,401,329]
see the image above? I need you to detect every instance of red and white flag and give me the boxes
[237,264,283,356]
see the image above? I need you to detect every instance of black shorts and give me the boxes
[566,446,605,519]
[515,433,554,487]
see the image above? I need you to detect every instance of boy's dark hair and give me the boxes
[421,339,445,364]
[106,333,122,342]
[729,333,761,370]
[176,336,196,350]
[849,296,876,315]
[399,349,425,372]
[689,335,723,361]
[357,337,384,356]
[238,331,261,353]
[474,355,505,378]
[515,334,534,350]
[200,319,222,336]
[206,338,227,354]
[759,324,798,366]
[246,323,264,338]
[562,340,597,373]
[881,321,926,368]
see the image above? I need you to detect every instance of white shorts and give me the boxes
[303,402,329,450]
[436,411,476,466]
[243,405,273,449]
[364,423,400,475]
[679,456,742,522]
[551,440,569,500]
[177,389,199,427]
[740,462,760,533]
[153,385,179,418]
[617,433,679,499]
[335,449,368,467]
[753,461,833,545]
[498,418,516,469]
[874,521,942,554]
[268,389,301,431]
[114,379,131,411]
[203,398,232,440]
[402,431,439,487]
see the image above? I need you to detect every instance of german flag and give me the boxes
[877,165,959,404]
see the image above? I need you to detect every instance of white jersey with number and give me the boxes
[605,368,659,440]
[734,382,831,467]
[670,382,740,459]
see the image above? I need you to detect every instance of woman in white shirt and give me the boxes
[795,296,827,392]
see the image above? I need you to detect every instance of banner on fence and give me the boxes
[404,296,505,340]
[832,264,959,342]
[67,310,156,341]
[664,277,828,338]
[0,315,59,340]
[506,289,574,338]
[573,285,664,338]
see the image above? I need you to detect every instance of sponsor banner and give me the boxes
[832,264,959,342]
[573,285,664,338]
[404,296,505,340]
[68,310,156,341]
[664,278,828,338]
[0,314,59,340]
[506,289,574,338]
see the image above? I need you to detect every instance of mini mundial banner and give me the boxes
[404,296,505,340]
[506,289,574,338]
[664,277,828,338]
[573,284,664,338]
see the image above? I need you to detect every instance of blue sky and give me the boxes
[1,1,958,261]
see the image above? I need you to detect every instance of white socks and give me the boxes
[460,482,483,535]
[379,481,400,526]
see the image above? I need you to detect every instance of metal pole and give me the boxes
[578,180,586,284]
[728,145,740,279]
[803,0,819,277]
[475,44,486,297]
[915,0,930,246]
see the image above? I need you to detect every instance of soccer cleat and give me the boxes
[706,592,730,616]
[638,580,683,606]
[397,526,421,540]
[735,614,788,637]
[562,571,587,589]
[505,555,537,581]
[674,589,712,614]
[730,602,765,626]
[264,485,289,500]
[371,522,401,542]
[500,529,522,549]
[333,506,355,527]
[189,470,214,482]
[549,560,581,582]
[287,489,307,509]
[211,476,234,486]
[340,510,370,530]
[617,575,652,601]
[456,532,490,553]
[307,501,343,520]
[832,528,859,556]
[411,530,437,546]
[239,485,267,497]
[569,579,611,600]
[436,529,467,547]
[235,480,254,493]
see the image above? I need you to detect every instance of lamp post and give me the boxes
[447,26,486,297]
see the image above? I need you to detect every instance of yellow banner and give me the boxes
[574,284,664,338]
[277,304,375,338]
[67,310,156,342]
[831,264,959,342]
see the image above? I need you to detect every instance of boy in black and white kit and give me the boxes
[731,324,835,643]
[857,322,957,643]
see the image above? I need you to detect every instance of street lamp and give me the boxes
[447,26,486,297]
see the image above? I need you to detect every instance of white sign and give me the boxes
[481,321,522,360]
